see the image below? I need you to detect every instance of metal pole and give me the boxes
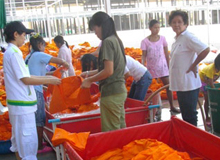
[142,0,146,30]
[76,0,81,34]
[9,0,14,20]
[104,0,111,15]
[60,0,65,35]
[100,0,104,10]
[207,0,210,45]
[45,0,52,42]
[35,7,39,33]
[22,0,26,22]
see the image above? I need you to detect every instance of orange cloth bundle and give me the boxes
[46,67,63,96]
[52,128,90,151]
[59,103,100,114]
[75,103,100,113]
[49,76,99,114]
[0,111,12,141]
[91,139,201,160]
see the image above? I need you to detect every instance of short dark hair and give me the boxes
[30,34,45,52]
[4,21,34,43]
[81,54,97,72]
[168,10,188,25]
[214,54,220,70]
[149,19,159,28]
[54,35,69,48]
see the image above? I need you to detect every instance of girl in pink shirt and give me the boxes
[141,19,180,113]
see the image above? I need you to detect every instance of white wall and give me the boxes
[60,24,220,50]
[1,24,219,50]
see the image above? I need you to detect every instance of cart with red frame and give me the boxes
[61,116,220,160]
[43,83,160,160]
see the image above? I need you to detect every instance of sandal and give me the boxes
[37,145,53,154]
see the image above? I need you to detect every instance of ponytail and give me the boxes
[64,40,69,48]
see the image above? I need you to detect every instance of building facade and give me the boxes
[2,0,220,48]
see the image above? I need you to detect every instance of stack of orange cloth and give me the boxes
[91,139,202,160]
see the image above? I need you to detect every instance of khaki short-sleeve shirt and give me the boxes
[98,35,127,97]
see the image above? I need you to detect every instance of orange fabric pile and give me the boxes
[0,51,3,66]
[49,75,100,114]
[17,41,165,96]
[149,79,163,92]
[0,111,12,141]
[124,47,142,63]
[19,42,31,59]
[47,68,100,114]
[52,128,90,151]
[79,42,91,47]
[125,76,134,94]
[46,67,63,96]
[0,68,6,106]
[91,139,201,160]
[59,102,100,114]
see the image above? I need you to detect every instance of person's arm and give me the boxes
[186,47,210,78]
[164,46,169,68]
[49,57,69,69]
[81,69,98,78]
[124,71,131,80]
[46,71,55,76]
[207,78,215,88]
[142,50,147,66]
[20,76,61,85]
[81,60,113,88]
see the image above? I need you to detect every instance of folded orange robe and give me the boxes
[52,128,90,151]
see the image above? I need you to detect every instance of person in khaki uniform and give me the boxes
[81,11,127,132]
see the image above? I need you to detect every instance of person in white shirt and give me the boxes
[124,55,152,101]
[3,21,61,160]
[54,35,75,77]
[169,10,209,126]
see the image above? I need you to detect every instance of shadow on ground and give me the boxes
[0,151,56,160]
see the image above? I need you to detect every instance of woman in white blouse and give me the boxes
[54,35,75,77]
[168,10,209,126]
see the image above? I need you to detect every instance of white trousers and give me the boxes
[9,112,38,160]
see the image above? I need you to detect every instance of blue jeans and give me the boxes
[35,90,46,127]
[128,71,152,101]
[177,88,200,126]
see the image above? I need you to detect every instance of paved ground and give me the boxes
[0,97,213,160]
[0,151,56,160]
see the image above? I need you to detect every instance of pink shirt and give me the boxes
[141,35,169,78]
